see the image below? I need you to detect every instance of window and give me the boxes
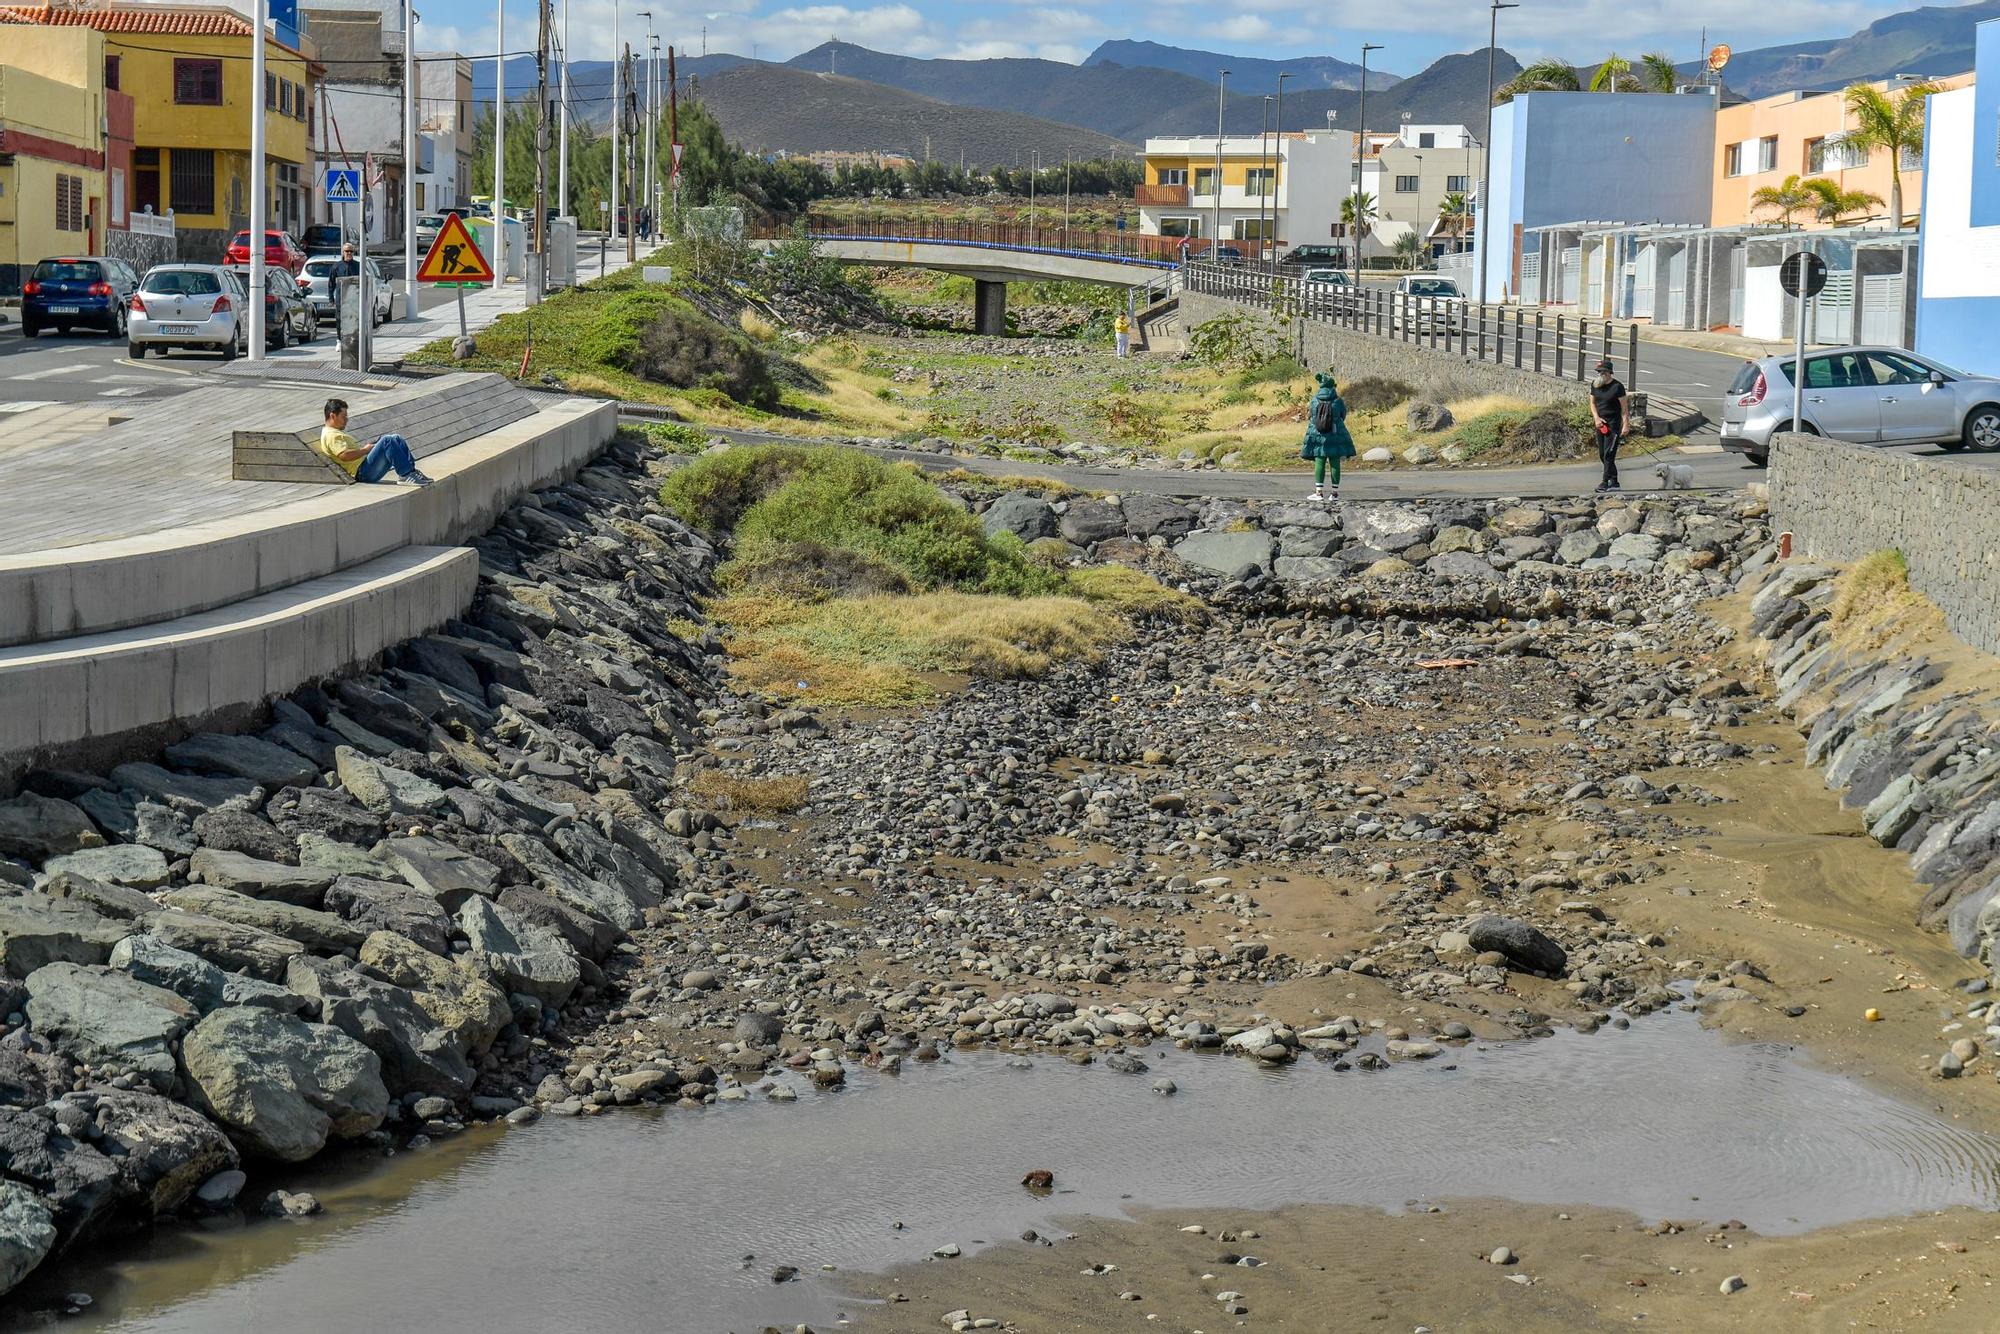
[104,56,120,91]
[1245,167,1275,197]
[1446,174,1468,193]
[1418,132,1435,148]
[1867,351,1943,385]
[295,81,309,121]
[1808,134,1869,172]
[169,147,216,215]
[1193,167,1216,196]
[266,72,277,109]
[174,58,221,105]
[54,174,83,232]
[1232,217,1273,241]
[280,81,292,115]
[133,146,160,214]
[1757,136,1779,173]
[1156,167,1186,186]
[1395,174,1420,193]
[1157,216,1201,238]
[1901,144,1923,171]
[1724,142,1744,177]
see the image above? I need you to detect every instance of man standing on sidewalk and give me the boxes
[330,242,362,341]
[1589,358,1629,492]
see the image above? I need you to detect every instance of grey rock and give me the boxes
[108,935,308,1017]
[377,837,503,909]
[0,1180,56,1294]
[271,789,386,849]
[38,871,159,921]
[324,877,452,957]
[1467,916,1568,976]
[499,833,648,931]
[107,764,258,812]
[144,910,306,982]
[1058,498,1126,546]
[180,1007,389,1162]
[164,734,319,790]
[355,931,511,1055]
[0,896,131,978]
[495,886,619,961]
[283,957,474,1098]
[1607,532,1664,562]
[158,887,368,955]
[456,897,580,1010]
[0,1106,121,1243]
[189,809,297,866]
[334,747,447,817]
[188,849,336,909]
[193,1168,246,1209]
[1346,505,1435,551]
[734,1011,784,1045]
[24,963,198,1094]
[1405,400,1454,432]
[0,1047,65,1109]
[0,794,104,862]
[1120,494,1194,540]
[1426,551,1500,581]
[1272,556,1347,584]
[981,492,1059,543]
[1276,525,1344,559]
[1173,530,1273,577]
[1556,531,1607,564]
[296,833,398,881]
[40,844,170,890]
[86,1089,238,1215]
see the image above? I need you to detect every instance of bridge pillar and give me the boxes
[974,279,1008,336]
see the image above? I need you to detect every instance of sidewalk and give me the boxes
[276,237,648,368]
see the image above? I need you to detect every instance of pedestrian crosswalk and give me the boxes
[0,360,183,400]
[0,400,58,415]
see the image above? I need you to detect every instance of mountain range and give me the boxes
[466,0,1996,163]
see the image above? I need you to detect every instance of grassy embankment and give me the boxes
[659,444,1202,708]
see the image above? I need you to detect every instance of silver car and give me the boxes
[1720,346,2000,466]
[1393,276,1464,335]
[297,255,391,324]
[127,264,245,360]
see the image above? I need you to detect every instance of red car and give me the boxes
[224,229,308,274]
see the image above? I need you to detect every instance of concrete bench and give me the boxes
[231,373,542,483]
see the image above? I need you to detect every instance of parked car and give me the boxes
[1720,346,2000,466]
[224,229,308,274]
[1210,244,1246,265]
[1283,244,1345,268]
[127,264,245,360]
[299,224,346,256]
[297,254,390,324]
[20,256,139,337]
[261,281,319,349]
[1392,275,1464,335]
[1300,268,1354,286]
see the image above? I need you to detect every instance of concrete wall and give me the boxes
[1769,430,2000,654]
[1179,288,1578,408]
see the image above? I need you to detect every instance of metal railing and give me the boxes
[756,215,1185,267]
[1184,262,1642,385]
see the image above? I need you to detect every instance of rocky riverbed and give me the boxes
[7,432,2000,1327]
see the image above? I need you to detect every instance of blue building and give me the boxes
[1480,88,1719,304]
[1915,19,2000,375]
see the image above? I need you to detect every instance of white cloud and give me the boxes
[1207,16,1272,44]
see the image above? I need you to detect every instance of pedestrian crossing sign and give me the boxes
[324,168,360,203]
[415,213,495,284]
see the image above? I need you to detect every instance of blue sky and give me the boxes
[411,0,1933,70]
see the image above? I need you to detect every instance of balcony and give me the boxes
[1135,182,1190,207]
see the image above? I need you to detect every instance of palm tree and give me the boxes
[1588,54,1633,92]
[1393,230,1428,270]
[1638,53,1680,93]
[1842,80,1941,229]
[1803,177,1885,224]
[1437,191,1471,252]
[1341,191,1378,244]
[1750,174,1818,227]
[1494,58,1580,103]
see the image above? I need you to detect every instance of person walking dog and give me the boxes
[1302,371,1355,503]
[1589,358,1629,493]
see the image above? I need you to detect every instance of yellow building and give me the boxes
[0,25,114,292]
[0,3,315,260]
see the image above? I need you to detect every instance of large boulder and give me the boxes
[269,788,386,848]
[78,1089,238,1215]
[1172,530,1274,578]
[1405,399,1454,433]
[1467,915,1568,976]
[0,1180,56,1295]
[499,833,647,932]
[283,957,474,1098]
[1347,505,1435,552]
[334,747,447,817]
[188,849,335,909]
[323,877,453,957]
[1057,498,1126,546]
[189,809,298,866]
[106,763,258,811]
[457,898,580,1010]
[164,734,320,790]
[145,910,305,982]
[980,492,1059,543]
[0,897,131,979]
[1121,494,1194,541]
[38,871,159,921]
[39,844,170,890]
[1426,551,1500,582]
[497,886,620,961]
[25,963,199,1095]
[0,1106,121,1243]
[159,887,367,955]
[108,935,309,1017]
[357,931,511,1056]
[180,1007,388,1161]
[376,836,503,909]
[0,794,104,862]
[0,1048,66,1110]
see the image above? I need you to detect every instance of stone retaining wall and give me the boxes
[1768,431,2000,655]
[1177,290,1580,409]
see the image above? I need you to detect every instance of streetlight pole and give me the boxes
[491,0,505,290]
[1211,68,1228,260]
[1273,71,1290,272]
[557,0,569,218]
[610,3,620,250]
[649,36,661,230]
[1029,150,1037,245]
[403,0,417,321]
[249,0,266,360]
[1259,95,1271,267]
[1479,1,1519,311]
[1353,43,1382,284]
[636,11,653,239]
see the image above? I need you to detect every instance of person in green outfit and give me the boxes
[1301,370,1356,503]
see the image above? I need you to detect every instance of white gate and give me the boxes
[1859,272,1906,346]
[1520,250,1542,303]
[1810,268,1856,344]
[1664,246,1687,327]
[1729,246,1746,328]
[1630,245,1656,320]
[1559,246,1579,305]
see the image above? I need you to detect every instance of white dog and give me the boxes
[1653,462,1694,491]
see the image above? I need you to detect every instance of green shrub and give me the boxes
[1187,313,1288,368]
[632,421,714,453]
[1339,376,1416,413]
[659,445,1060,595]
[1237,354,1306,388]
[633,306,781,410]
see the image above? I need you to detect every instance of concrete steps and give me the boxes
[0,546,478,782]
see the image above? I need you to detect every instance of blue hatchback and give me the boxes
[21,256,139,338]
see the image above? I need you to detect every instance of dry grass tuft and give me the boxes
[1832,549,1914,626]
[1068,565,1208,624]
[685,769,811,814]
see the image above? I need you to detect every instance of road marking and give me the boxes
[0,400,58,414]
[98,386,149,397]
[9,363,95,381]
[115,357,196,376]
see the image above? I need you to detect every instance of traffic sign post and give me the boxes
[324,168,360,204]
[1780,251,1827,435]
[415,213,497,350]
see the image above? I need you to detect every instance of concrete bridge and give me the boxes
[758,225,1179,334]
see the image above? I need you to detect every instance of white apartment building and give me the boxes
[1136,130,1356,255]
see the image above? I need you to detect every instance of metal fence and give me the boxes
[1183,262,1641,386]
[759,215,1185,265]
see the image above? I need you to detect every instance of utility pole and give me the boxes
[1478,1,1518,311]
[1259,95,1271,268]
[609,3,620,248]
[319,84,330,227]
[636,11,652,241]
[1353,43,1382,285]
[648,35,660,236]
[533,0,549,300]
[403,0,417,322]
[557,0,569,216]
[492,0,505,290]
[1211,69,1228,261]
[668,45,678,232]
[1273,71,1290,273]
[624,45,636,263]
[249,0,266,360]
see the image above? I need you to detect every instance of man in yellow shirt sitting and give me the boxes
[315,397,433,485]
